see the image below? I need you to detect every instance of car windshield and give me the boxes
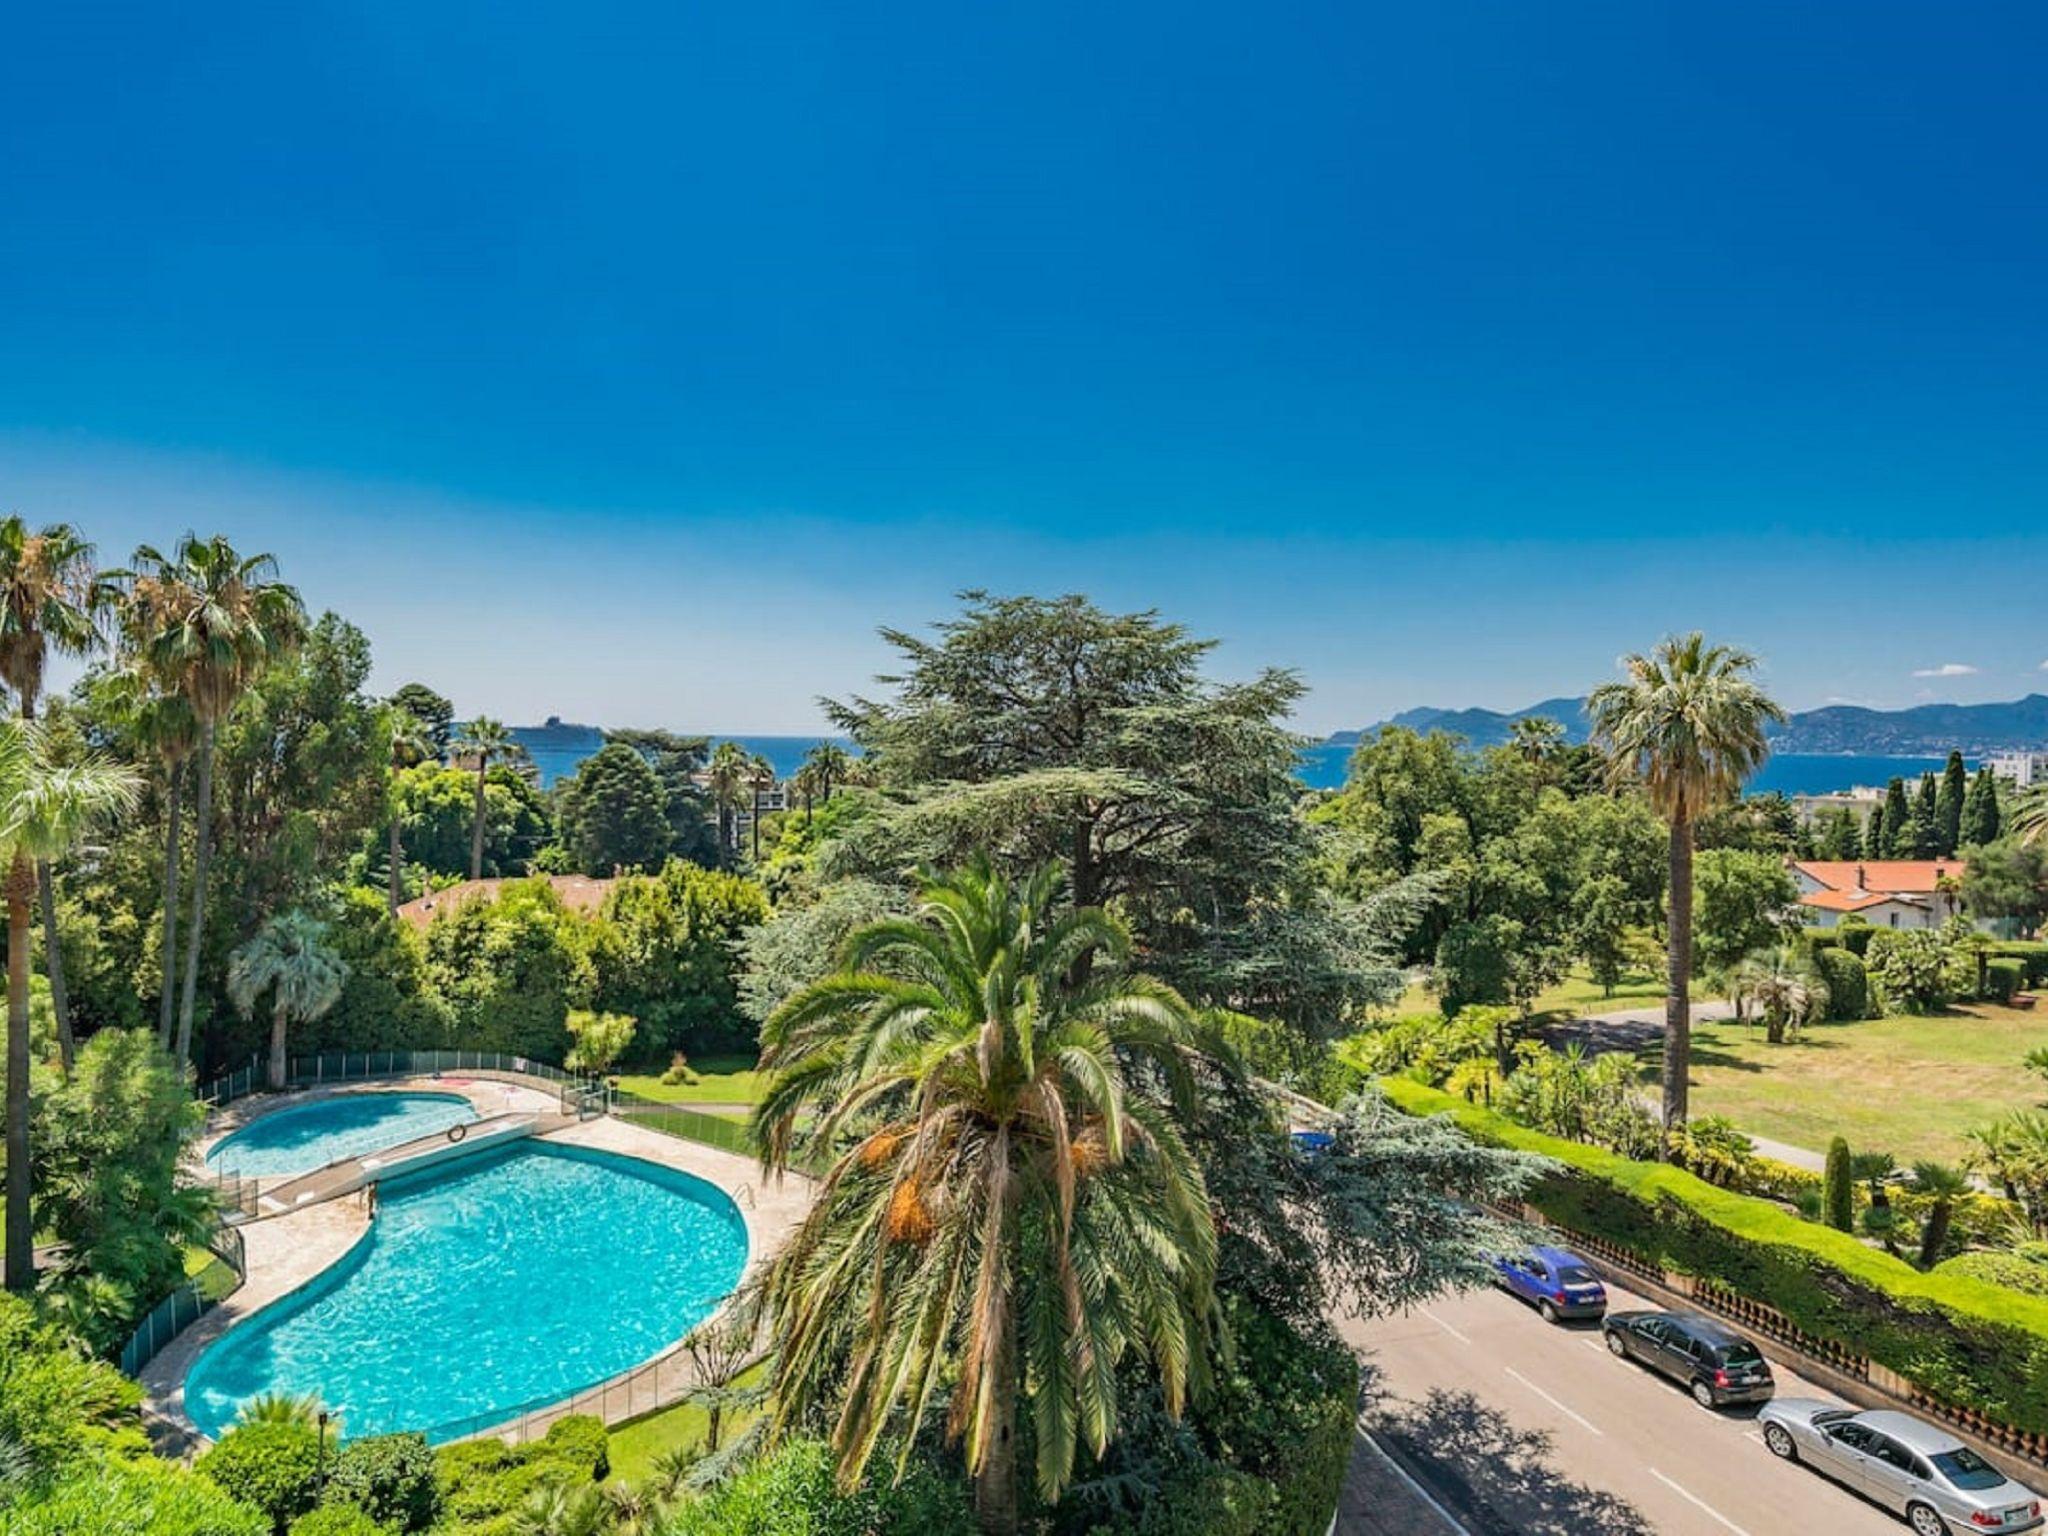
[1718,1342,1764,1367]
[1929,1447,2006,1491]
[1557,1266,1599,1285]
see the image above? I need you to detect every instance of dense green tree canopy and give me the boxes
[556,742,672,875]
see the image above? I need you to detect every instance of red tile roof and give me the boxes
[396,875,616,931]
[1792,860,1965,896]
[1798,888,1905,913]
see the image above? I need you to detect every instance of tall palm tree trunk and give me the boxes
[974,1331,1019,1536]
[268,994,289,1090]
[1663,814,1693,1141]
[36,865,73,1071]
[750,786,762,862]
[388,811,404,915]
[470,763,487,880]
[4,853,36,1292]
[176,723,217,1066]
[158,760,184,1047]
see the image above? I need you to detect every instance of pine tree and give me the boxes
[1910,773,1940,857]
[1934,751,1966,857]
[1960,765,2002,848]
[1883,777,1915,857]
[1823,806,1862,859]
[1865,800,1887,860]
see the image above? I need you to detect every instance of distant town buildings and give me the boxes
[1989,751,2048,789]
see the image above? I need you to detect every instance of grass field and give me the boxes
[1643,1002,2048,1163]
[1393,964,1701,1019]
[613,1055,768,1106]
[606,1365,766,1481]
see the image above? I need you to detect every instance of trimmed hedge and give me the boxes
[1938,1252,2048,1299]
[324,1434,437,1532]
[1381,1078,2048,1433]
[1986,959,2026,1004]
[1813,947,1871,1020]
[1991,942,2048,988]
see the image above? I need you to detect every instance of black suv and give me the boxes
[1602,1310,1776,1408]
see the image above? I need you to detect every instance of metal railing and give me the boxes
[116,1222,247,1377]
[432,1334,765,1448]
[286,1048,583,1088]
[197,1054,263,1108]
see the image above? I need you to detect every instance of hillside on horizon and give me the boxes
[1328,692,2048,755]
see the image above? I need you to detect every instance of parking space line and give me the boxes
[1420,1308,1472,1346]
[1502,1365,1604,1436]
[1649,1468,1753,1535]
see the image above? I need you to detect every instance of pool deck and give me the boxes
[147,1075,811,1455]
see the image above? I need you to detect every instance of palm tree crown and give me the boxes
[1728,946,1828,1044]
[754,857,1230,1532]
[452,717,522,880]
[228,910,349,1090]
[0,517,116,715]
[802,741,853,800]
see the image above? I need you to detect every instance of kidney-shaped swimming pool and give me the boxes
[204,1091,479,1179]
[185,1141,749,1442]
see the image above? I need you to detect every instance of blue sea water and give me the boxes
[1293,744,1962,796]
[185,1142,748,1442]
[204,1092,478,1179]
[512,726,846,789]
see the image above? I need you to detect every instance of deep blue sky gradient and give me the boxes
[5,3,2045,730]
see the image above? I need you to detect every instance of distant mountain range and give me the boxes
[1328,693,2048,755]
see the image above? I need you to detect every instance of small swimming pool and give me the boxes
[204,1091,480,1179]
[184,1141,749,1441]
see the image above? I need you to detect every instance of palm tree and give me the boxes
[116,535,305,1065]
[0,518,118,1070]
[754,857,1230,1534]
[1588,634,1783,1136]
[228,910,349,1091]
[2013,785,2048,848]
[747,753,775,862]
[1909,1161,1972,1268]
[451,717,519,881]
[790,761,823,824]
[1508,715,1567,766]
[385,710,433,913]
[802,741,852,802]
[1728,946,1828,1045]
[0,720,137,1291]
[705,741,750,857]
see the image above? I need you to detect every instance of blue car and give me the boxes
[1493,1244,1608,1322]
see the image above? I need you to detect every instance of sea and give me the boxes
[513,721,1962,802]
[1293,743,1963,797]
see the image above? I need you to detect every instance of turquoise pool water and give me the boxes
[204,1091,479,1178]
[184,1142,748,1441]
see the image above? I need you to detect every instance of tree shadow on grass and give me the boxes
[1360,1367,1653,1536]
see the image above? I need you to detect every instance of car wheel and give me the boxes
[1605,1331,1627,1357]
[1906,1501,1950,1536]
[1762,1424,1796,1460]
[1690,1379,1717,1409]
[1539,1300,1558,1324]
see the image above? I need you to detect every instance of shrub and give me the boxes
[1985,959,2026,1004]
[13,1453,269,1536]
[197,1422,323,1531]
[655,1437,974,1535]
[1824,1136,1854,1232]
[1992,941,2048,988]
[431,1417,608,1531]
[290,1506,392,1536]
[1833,917,1876,956]
[1813,947,1870,1020]
[1380,1079,2048,1435]
[1865,929,1956,1013]
[0,1294,146,1481]
[533,1414,608,1480]
[325,1434,438,1532]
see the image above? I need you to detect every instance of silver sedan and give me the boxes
[1759,1398,2044,1535]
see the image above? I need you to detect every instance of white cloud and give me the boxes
[2039,659,2048,671]
[1911,662,1980,678]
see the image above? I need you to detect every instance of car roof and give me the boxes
[1856,1411,1966,1456]
[1664,1312,1748,1345]
[1529,1244,1589,1266]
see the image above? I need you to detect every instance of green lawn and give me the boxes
[1393,964,1701,1019]
[1643,1001,2048,1163]
[606,1365,765,1482]
[613,1055,768,1106]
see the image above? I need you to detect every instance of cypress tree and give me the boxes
[1824,1135,1855,1231]
[1934,751,1966,856]
[1961,765,2002,848]
[1910,773,1940,857]
[1824,806,1862,859]
[1883,776,1914,857]
[1865,800,1887,860]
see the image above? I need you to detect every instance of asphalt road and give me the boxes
[1334,1274,1915,1536]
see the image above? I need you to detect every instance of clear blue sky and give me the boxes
[5,2,2045,732]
